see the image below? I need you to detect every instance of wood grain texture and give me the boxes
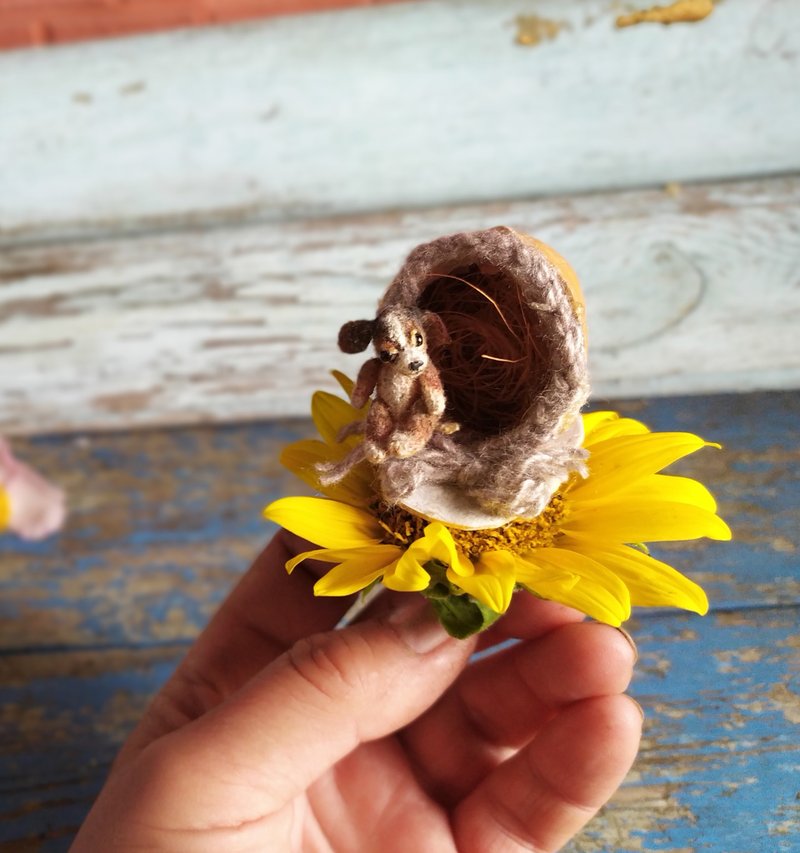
[0,390,796,650]
[2,612,798,850]
[1,0,798,243]
[0,390,796,850]
[0,421,301,650]
[1,176,799,435]
[0,645,183,851]
[0,0,402,50]
[598,606,800,853]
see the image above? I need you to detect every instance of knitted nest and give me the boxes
[376,226,590,527]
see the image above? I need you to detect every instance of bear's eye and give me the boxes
[379,350,392,363]
[414,332,423,347]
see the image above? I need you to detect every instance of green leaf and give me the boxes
[417,559,500,638]
[425,582,452,600]
[427,592,501,639]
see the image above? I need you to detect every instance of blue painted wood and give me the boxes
[574,606,800,852]
[1,390,796,651]
[2,612,798,851]
[0,389,797,850]
[0,648,182,850]
[0,420,311,650]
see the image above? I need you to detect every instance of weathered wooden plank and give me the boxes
[0,0,798,243]
[0,0,401,50]
[579,605,800,852]
[0,390,796,652]
[2,176,799,435]
[0,645,182,851]
[0,420,303,650]
[1,607,798,851]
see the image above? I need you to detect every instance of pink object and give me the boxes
[0,437,66,540]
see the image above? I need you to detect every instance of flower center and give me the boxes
[374,503,427,546]
[449,495,566,558]
[375,495,566,559]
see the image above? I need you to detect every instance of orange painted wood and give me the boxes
[0,0,403,49]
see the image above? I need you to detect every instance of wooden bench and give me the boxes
[1,2,798,849]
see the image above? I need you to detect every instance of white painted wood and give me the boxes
[1,0,798,243]
[1,176,798,435]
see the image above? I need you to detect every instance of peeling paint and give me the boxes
[769,682,800,725]
[514,14,568,46]
[771,536,796,553]
[616,0,714,28]
[714,646,766,672]
[1,398,798,850]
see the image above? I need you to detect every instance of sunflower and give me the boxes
[264,372,730,636]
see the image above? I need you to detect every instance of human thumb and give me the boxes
[145,596,474,818]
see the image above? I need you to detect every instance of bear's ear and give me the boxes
[421,311,450,351]
[338,319,375,353]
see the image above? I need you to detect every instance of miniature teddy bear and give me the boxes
[316,306,457,486]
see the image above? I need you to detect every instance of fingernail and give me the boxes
[387,596,451,654]
[616,626,639,663]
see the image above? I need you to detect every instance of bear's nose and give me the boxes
[408,360,423,372]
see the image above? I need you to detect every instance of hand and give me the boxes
[72,531,641,852]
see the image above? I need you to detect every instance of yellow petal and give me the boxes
[570,432,717,501]
[0,487,9,531]
[563,498,732,543]
[530,574,628,626]
[384,522,474,593]
[286,547,329,573]
[287,544,402,573]
[280,439,373,506]
[583,416,650,447]
[448,550,517,613]
[263,496,383,549]
[332,370,355,398]
[570,542,709,615]
[509,560,579,590]
[383,552,432,592]
[582,411,619,438]
[576,474,719,513]
[315,551,401,597]
[516,548,631,626]
[409,522,474,577]
[311,391,363,446]
[280,438,331,473]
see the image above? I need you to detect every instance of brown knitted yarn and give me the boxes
[377,226,589,524]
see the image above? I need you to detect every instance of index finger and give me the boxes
[188,529,355,680]
[117,530,354,758]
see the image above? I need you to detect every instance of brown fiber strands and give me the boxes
[419,265,548,436]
